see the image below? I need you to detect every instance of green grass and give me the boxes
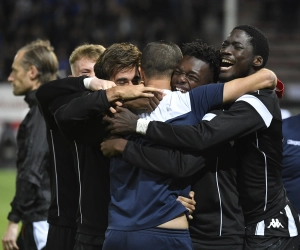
[0,168,18,250]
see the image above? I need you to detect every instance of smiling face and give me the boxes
[219,29,255,82]
[171,55,214,93]
[71,57,96,77]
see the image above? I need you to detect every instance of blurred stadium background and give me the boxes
[0,1,299,246]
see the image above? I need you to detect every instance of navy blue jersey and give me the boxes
[108,83,224,230]
[282,114,300,214]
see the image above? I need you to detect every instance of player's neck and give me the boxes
[145,78,171,90]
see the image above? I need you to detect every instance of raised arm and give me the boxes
[222,68,276,103]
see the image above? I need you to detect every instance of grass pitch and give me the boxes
[0,168,17,250]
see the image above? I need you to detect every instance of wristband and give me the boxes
[136,119,150,135]
[83,77,93,90]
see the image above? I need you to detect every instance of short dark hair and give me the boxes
[233,25,269,68]
[141,40,182,79]
[94,42,141,80]
[181,39,220,82]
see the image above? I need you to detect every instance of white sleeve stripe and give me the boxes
[255,220,265,235]
[236,95,273,127]
[284,204,299,237]
[202,113,217,121]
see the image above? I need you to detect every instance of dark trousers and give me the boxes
[193,242,243,250]
[45,224,77,250]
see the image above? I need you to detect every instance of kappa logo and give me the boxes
[267,219,284,228]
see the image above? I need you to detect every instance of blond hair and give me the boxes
[69,44,106,67]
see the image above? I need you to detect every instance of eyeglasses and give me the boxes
[172,69,200,83]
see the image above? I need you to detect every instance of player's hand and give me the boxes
[177,191,196,220]
[103,107,139,135]
[109,101,123,114]
[123,91,163,113]
[101,138,128,157]
[117,85,164,100]
[89,78,116,91]
[2,222,19,250]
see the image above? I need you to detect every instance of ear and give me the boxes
[28,65,39,80]
[139,67,145,82]
[253,55,263,67]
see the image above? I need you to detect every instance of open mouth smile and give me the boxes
[175,87,188,93]
[220,59,234,71]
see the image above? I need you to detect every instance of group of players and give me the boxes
[2,24,300,250]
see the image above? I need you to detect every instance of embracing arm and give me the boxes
[54,90,109,143]
[101,138,207,177]
[144,97,270,151]
[222,68,276,103]
[123,141,208,178]
[36,76,88,107]
[122,91,163,114]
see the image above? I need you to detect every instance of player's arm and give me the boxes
[106,84,163,102]
[143,98,271,151]
[122,92,163,114]
[36,76,116,112]
[53,91,110,143]
[100,138,199,217]
[36,76,89,107]
[2,221,19,250]
[222,68,276,103]
[101,138,208,178]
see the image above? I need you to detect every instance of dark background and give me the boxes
[0,0,300,167]
[0,0,299,105]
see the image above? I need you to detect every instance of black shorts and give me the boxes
[74,240,104,250]
[45,224,77,250]
[73,233,105,250]
[244,235,300,250]
[193,242,243,250]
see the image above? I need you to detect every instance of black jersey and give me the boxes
[36,77,90,228]
[53,83,111,241]
[144,90,294,227]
